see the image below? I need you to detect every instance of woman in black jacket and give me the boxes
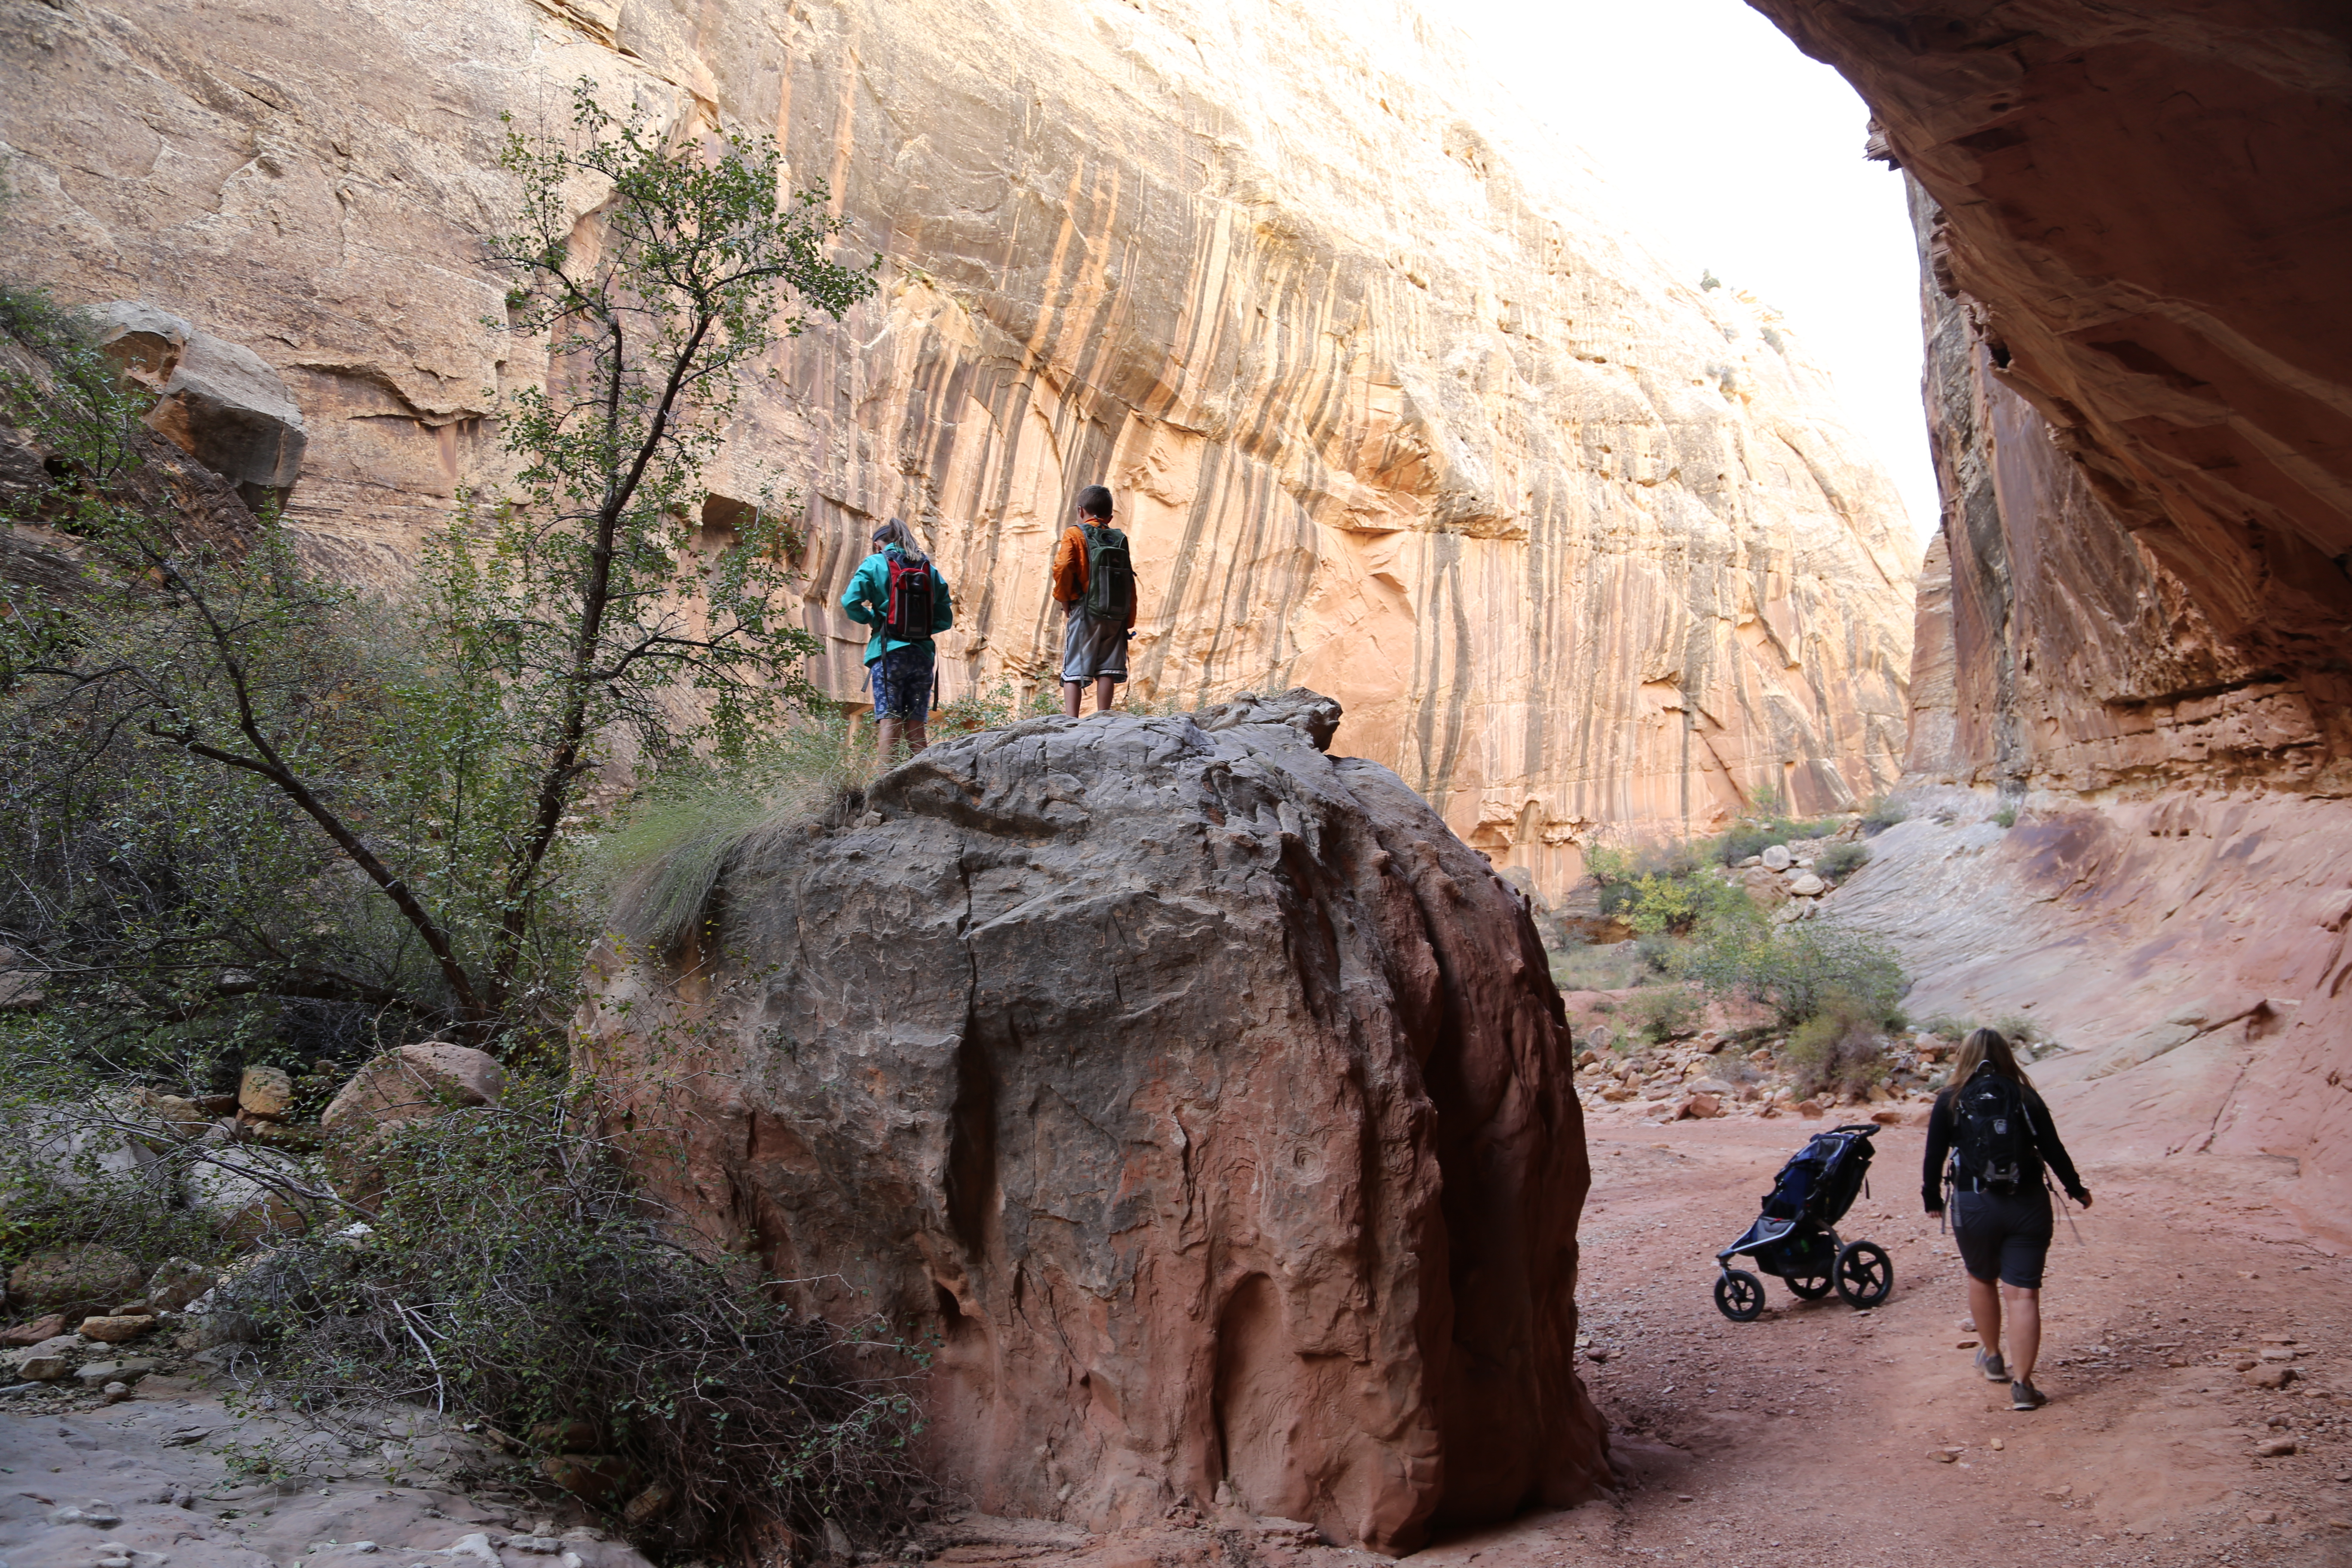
[1923,1027,2092,1410]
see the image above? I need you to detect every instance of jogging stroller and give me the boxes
[1712,1123,1895,1320]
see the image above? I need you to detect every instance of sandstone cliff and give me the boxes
[1749,1,2352,1237]
[0,0,1916,897]
[576,692,1606,1549]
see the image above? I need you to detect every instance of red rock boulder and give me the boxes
[577,692,1608,1551]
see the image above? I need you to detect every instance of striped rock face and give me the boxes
[0,0,1914,895]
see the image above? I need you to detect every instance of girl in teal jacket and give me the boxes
[840,517,952,761]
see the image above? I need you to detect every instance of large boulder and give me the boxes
[90,302,306,511]
[185,1144,324,1250]
[9,1244,141,1319]
[319,1043,504,1208]
[578,692,1607,1552]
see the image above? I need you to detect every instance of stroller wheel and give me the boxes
[1835,1241,1893,1308]
[1714,1269,1765,1322]
[1786,1273,1834,1300]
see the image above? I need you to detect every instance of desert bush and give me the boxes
[1547,942,1643,994]
[590,717,874,948]
[1684,920,1906,1030]
[1994,805,2018,829]
[1711,824,1778,865]
[225,1079,923,1553]
[1629,985,1704,1044]
[1632,931,1681,974]
[1815,842,1870,883]
[1779,992,1889,1098]
[1861,796,1910,835]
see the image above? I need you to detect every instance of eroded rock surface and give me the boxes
[576,691,1605,1550]
[1753,0,2352,796]
[0,0,1917,896]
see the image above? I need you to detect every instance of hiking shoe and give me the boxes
[1975,1348,2007,1383]
[2010,1380,2047,1410]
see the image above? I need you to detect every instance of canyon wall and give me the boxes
[1749,1,2352,1237]
[0,0,1917,897]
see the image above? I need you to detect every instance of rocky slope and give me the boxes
[0,0,1916,897]
[1745,1,2352,1240]
[575,691,1605,1550]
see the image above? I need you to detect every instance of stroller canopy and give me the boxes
[1761,1124,1877,1226]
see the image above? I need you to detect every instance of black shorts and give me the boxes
[1952,1189,2053,1288]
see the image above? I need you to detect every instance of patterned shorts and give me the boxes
[870,643,935,719]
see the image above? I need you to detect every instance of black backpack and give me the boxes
[1080,523,1134,622]
[1953,1069,2034,1193]
[882,549,936,642]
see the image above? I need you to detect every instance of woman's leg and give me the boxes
[1968,1273,2003,1358]
[2001,1284,2042,1384]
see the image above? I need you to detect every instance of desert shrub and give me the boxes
[591,718,873,948]
[1711,824,1777,865]
[1861,796,1910,835]
[1629,985,1704,1044]
[1815,842,1870,883]
[1633,931,1681,974]
[1684,919,1906,1030]
[1994,805,2018,829]
[1548,942,1643,993]
[1780,993,1889,1098]
[1921,1014,1970,1044]
[227,1080,923,1552]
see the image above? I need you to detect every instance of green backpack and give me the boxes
[1081,522,1135,622]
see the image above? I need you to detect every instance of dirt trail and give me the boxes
[1422,1115,2350,1568]
[6,1118,2345,1568]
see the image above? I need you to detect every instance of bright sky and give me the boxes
[1452,0,1938,545]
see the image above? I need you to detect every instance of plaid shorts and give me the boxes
[870,643,935,720]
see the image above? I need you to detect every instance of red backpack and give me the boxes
[882,549,936,642]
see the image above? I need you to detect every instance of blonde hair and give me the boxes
[1950,1026,2031,1092]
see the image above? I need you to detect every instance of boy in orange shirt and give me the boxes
[1050,484,1136,716]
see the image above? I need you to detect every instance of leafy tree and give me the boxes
[0,82,875,1057]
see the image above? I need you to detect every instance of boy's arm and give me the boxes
[1051,527,1085,603]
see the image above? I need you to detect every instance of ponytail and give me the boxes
[871,516,928,565]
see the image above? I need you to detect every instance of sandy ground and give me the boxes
[5,1112,2346,1568]
[1420,1112,2352,1568]
[914,1112,2352,1568]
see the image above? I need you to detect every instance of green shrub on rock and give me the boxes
[1815,842,1870,883]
